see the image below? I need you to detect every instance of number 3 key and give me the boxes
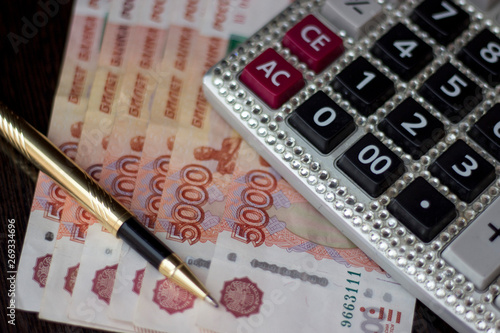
[429,140,495,203]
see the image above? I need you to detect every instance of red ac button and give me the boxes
[240,48,304,109]
[283,15,344,73]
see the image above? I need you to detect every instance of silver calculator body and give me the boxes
[203,1,500,332]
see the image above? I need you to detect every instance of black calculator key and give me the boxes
[468,104,500,161]
[410,0,470,45]
[458,29,500,87]
[429,140,495,203]
[337,133,405,197]
[419,62,482,123]
[388,177,457,243]
[371,23,433,81]
[331,57,395,117]
[379,98,445,159]
[288,91,355,154]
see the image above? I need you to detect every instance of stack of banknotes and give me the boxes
[15,0,417,332]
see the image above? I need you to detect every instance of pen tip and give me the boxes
[205,295,219,308]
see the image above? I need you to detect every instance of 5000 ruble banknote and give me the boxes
[40,0,156,330]
[196,140,416,333]
[66,1,175,330]
[16,0,109,313]
[108,0,209,323]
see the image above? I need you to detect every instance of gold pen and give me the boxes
[0,102,218,308]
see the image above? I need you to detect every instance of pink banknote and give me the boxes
[16,0,109,313]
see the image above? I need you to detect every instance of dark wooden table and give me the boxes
[0,1,456,332]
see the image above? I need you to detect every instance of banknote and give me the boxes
[68,117,149,331]
[39,0,154,327]
[108,0,209,323]
[16,0,110,313]
[218,142,380,268]
[132,1,292,331]
[67,0,176,329]
[133,111,239,333]
[197,233,416,333]
[195,139,415,332]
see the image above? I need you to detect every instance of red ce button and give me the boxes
[283,14,344,73]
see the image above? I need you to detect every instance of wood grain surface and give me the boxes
[0,1,455,332]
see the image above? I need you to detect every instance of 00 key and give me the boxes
[337,133,405,197]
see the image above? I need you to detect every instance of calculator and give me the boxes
[203,0,500,332]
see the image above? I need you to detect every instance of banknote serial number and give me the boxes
[340,270,361,328]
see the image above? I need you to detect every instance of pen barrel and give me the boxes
[0,102,132,235]
[117,219,210,300]
[116,217,173,268]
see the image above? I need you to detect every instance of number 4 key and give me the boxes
[371,23,433,81]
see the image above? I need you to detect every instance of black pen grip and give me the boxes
[116,218,173,268]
